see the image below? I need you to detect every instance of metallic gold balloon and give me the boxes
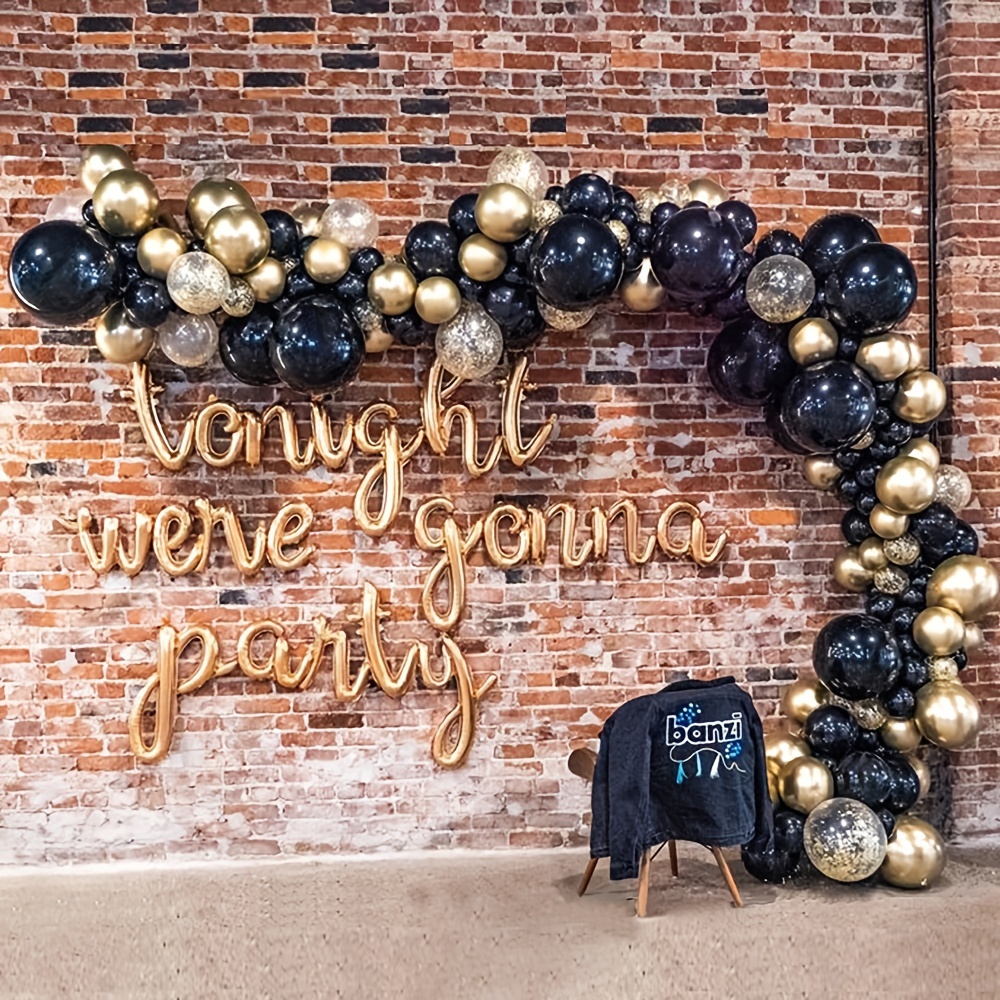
[474,183,534,243]
[486,146,549,201]
[833,546,873,592]
[92,169,159,237]
[898,437,940,471]
[854,333,913,382]
[913,606,966,656]
[137,227,188,280]
[788,317,838,366]
[964,622,984,651]
[874,564,909,595]
[870,503,910,540]
[851,429,875,451]
[928,655,960,681]
[883,533,920,566]
[458,234,507,282]
[292,202,324,237]
[880,816,946,889]
[765,732,811,775]
[803,455,840,490]
[880,717,922,753]
[893,369,948,423]
[414,276,462,325]
[368,262,418,316]
[203,206,271,274]
[166,251,230,314]
[803,797,887,882]
[767,767,781,805]
[79,144,133,194]
[779,756,834,814]
[927,555,1000,622]
[619,257,666,312]
[352,299,393,353]
[781,676,827,724]
[915,681,980,749]
[94,301,154,363]
[303,237,351,283]
[186,178,255,238]
[907,754,931,801]
[875,456,937,515]
[531,199,562,231]
[243,256,286,304]
[858,536,888,571]
[934,465,972,511]
[686,176,728,208]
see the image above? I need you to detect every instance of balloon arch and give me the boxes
[9,144,999,890]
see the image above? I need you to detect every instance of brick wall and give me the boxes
[1,0,995,863]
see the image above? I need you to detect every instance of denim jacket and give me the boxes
[590,677,773,880]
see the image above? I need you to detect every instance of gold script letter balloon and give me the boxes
[915,681,980,749]
[875,456,937,515]
[79,144,133,194]
[137,227,188,280]
[779,756,834,814]
[803,798,887,882]
[186,178,256,238]
[95,302,154,363]
[926,555,1000,622]
[880,816,946,889]
[203,206,271,274]
[92,169,160,237]
[166,251,230,314]
[474,183,534,243]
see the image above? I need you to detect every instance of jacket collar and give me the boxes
[661,676,737,693]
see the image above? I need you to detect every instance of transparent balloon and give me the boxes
[166,251,229,315]
[158,311,218,367]
[486,146,549,202]
[802,797,887,882]
[746,253,816,324]
[222,277,256,317]
[935,464,972,512]
[435,302,503,380]
[45,190,90,222]
[319,198,379,249]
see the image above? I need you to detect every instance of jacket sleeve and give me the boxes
[589,723,612,858]
[607,702,653,881]
[746,698,774,852]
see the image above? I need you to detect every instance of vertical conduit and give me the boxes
[924,0,939,374]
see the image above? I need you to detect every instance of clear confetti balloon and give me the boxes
[874,564,909,595]
[166,251,229,315]
[222,277,255,317]
[803,797,887,882]
[531,199,562,231]
[319,198,379,249]
[158,311,218,367]
[746,253,816,323]
[634,188,660,223]
[538,300,596,331]
[45,190,89,222]
[435,302,503,380]
[935,464,972,511]
[659,178,691,206]
[352,299,394,353]
[486,146,549,201]
[851,699,888,731]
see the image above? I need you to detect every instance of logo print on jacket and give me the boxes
[665,703,745,782]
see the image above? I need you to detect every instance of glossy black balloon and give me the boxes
[114,236,140,264]
[910,505,959,554]
[545,185,565,206]
[447,193,479,239]
[716,200,757,246]
[404,221,459,280]
[650,201,680,230]
[882,685,916,719]
[741,844,798,883]
[622,242,643,272]
[876,808,897,839]
[285,263,322,302]
[834,751,892,809]
[8,221,118,325]
[706,315,797,407]
[261,209,299,259]
[824,243,917,336]
[804,705,860,758]
[269,295,365,393]
[773,808,806,858]
[902,657,931,690]
[865,591,897,622]
[561,173,614,220]
[456,274,484,302]
[332,270,367,303]
[923,519,979,564]
[633,222,654,251]
[855,729,881,752]
[219,305,280,386]
[755,228,803,262]
[841,508,871,546]
[779,360,877,453]
[710,279,751,323]
[611,203,638,229]
[384,308,430,346]
[350,246,384,279]
[123,278,171,327]
[82,199,98,227]
[612,186,634,208]
[529,214,624,310]
[882,756,921,813]
[801,213,881,278]
[812,613,901,700]
[481,282,545,350]
[649,207,744,305]
[765,396,811,454]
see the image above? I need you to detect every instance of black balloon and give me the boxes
[611,204,638,228]
[834,751,892,809]
[841,508,871,546]
[8,221,118,325]
[779,360,877,453]
[285,263,322,302]
[622,242,643,272]
[765,396,811,454]
[456,274,484,302]
[902,656,931,690]
[813,613,901,700]
[883,756,921,813]
[261,209,299,259]
[649,207,744,305]
[650,201,679,230]
[332,270,367,303]
[909,504,956,552]
[804,705,859,759]
[876,808,896,839]
[481,282,545,350]
[269,295,365,393]
[741,844,798,883]
[865,591,897,621]
[824,243,917,336]
[633,221,654,251]
[923,519,979,563]
[706,315,797,407]
[219,306,280,386]
[529,214,624,310]
[384,308,430,346]
[801,213,880,278]
[561,173,614,220]
[710,280,751,323]
[123,278,171,327]
[350,246,384,278]
[755,228,803,262]
[716,200,757,246]
[404,221,459,280]
[773,808,806,858]
[447,193,479,239]
[884,687,915,721]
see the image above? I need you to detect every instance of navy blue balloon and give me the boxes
[404,221,459,280]
[716,200,757,246]
[804,705,859,759]
[824,243,917,336]
[261,209,299,259]
[813,613,901,701]
[882,684,916,719]
[8,221,118,325]
[883,756,921,814]
[755,228,803,262]
[447,193,479,239]
[801,213,880,278]
[219,306,280,386]
[909,503,958,551]
[707,315,797,407]
[834,751,892,809]
[269,295,364,393]
[561,173,614,220]
[779,360,877,453]
[529,214,623,310]
[123,278,171,328]
[481,282,545,350]
[649,207,744,305]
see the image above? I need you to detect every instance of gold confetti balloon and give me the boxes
[186,178,256,238]
[634,188,660,223]
[874,564,908,595]
[166,251,230,314]
[883,533,920,566]
[137,227,188,280]
[880,816,946,889]
[538,300,596,331]
[927,656,959,682]
[934,465,972,511]
[486,146,549,201]
[157,311,217,368]
[781,676,827,724]
[352,300,394,353]
[531,199,562,231]
[746,254,816,324]
[92,169,160,237]
[79,143,133,194]
[914,681,980,749]
[319,198,379,248]
[803,798,887,882]
[94,301,154,363]
[221,277,255,318]
[926,555,1000,622]
[779,756,834,814]
[435,302,504,380]
[851,699,888,731]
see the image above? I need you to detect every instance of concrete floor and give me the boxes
[2,845,999,999]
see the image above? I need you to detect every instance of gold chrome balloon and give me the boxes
[926,555,1000,622]
[368,262,418,316]
[243,256,286,303]
[858,536,888,571]
[94,302,154,363]
[906,338,924,371]
[458,234,507,282]
[92,169,159,237]
[303,237,351,283]
[137,227,188,280]
[913,606,966,656]
[870,503,910,540]
[619,257,666,312]
[765,732,811,775]
[203,205,271,274]
[414,276,462,325]
[880,717,922,753]
[880,816,946,889]
[907,754,931,801]
[964,622,984,651]
[788,317,838,366]
[767,767,781,805]
[893,369,948,423]
[779,756,834,814]
[833,546,873,592]
[875,456,937,514]
[781,676,827,725]
[803,455,840,490]
[79,144,133,194]
[687,176,728,207]
[855,333,913,382]
[292,202,324,237]
[474,183,534,243]
[915,681,980,749]
[898,437,940,471]
[186,178,255,238]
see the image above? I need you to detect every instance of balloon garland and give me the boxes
[8,144,999,891]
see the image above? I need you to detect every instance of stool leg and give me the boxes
[578,857,598,896]
[668,840,679,878]
[636,849,651,917]
[710,847,744,908]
